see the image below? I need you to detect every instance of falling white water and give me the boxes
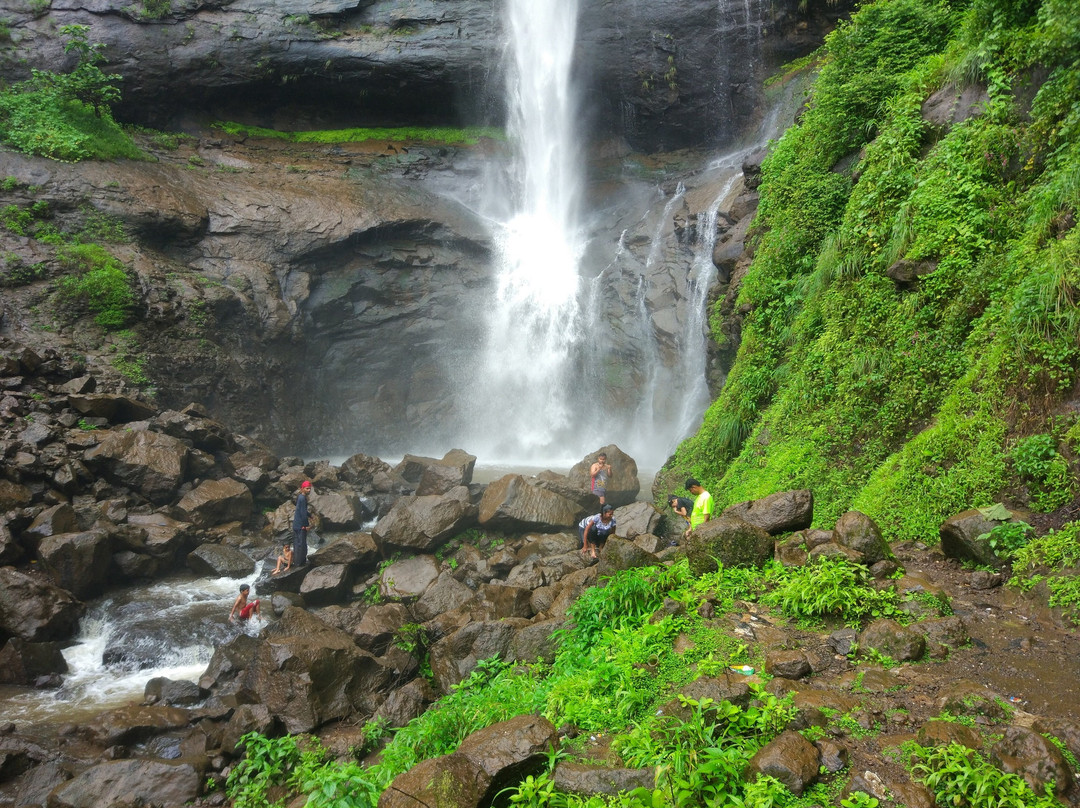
[469,0,585,460]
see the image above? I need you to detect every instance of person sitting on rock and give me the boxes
[579,503,617,560]
[229,584,260,622]
[271,543,293,575]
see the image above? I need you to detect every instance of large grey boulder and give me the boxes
[36,529,113,599]
[66,393,156,423]
[300,563,354,606]
[683,515,773,573]
[413,572,476,622]
[394,449,477,496]
[187,543,256,578]
[479,474,588,532]
[722,489,813,535]
[21,504,78,553]
[429,620,517,693]
[381,555,441,601]
[553,763,655,797]
[154,408,235,452]
[939,507,1019,566]
[0,567,82,642]
[127,512,195,561]
[310,489,367,530]
[991,726,1075,797]
[47,759,201,808]
[858,619,926,662]
[84,429,191,504]
[176,477,253,528]
[597,537,660,577]
[745,731,821,796]
[567,445,641,507]
[378,752,489,808]
[613,501,662,538]
[0,638,68,686]
[373,486,477,553]
[456,715,558,802]
[311,532,380,570]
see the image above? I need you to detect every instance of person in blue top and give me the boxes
[293,480,312,566]
[579,503,617,559]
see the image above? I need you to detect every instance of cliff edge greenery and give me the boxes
[665,0,1079,541]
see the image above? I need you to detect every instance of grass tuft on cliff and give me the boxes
[664,0,1080,541]
[211,121,505,145]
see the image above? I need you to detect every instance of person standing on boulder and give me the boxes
[293,480,313,566]
[590,452,613,507]
[685,478,713,535]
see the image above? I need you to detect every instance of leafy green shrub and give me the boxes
[0,25,140,161]
[908,742,1059,808]
[56,244,134,328]
[977,520,1034,560]
[762,557,899,626]
[1011,434,1075,511]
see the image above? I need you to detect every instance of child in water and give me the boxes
[229,584,260,622]
[271,543,293,575]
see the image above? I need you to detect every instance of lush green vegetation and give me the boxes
[666,0,1080,543]
[1008,519,1080,624]
[0,25,140,161]
[211,121,505,145]
[56,243,135,328]
[223,556,958,808]
[907,742,1060,808]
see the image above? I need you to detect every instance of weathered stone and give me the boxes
[22,503,78,552]
[918,720,982,750]
[176,477,253,528]
[429,621,516,694]
[597,536,659,576]
[683,515,773,573]
[310,489,367,530]
[67,393,156,423]
[613,501,662,539]
[745,731,821,795]
[311,531,380,570]
[339,453,393,489]
[300,563,353,606]
[0,638,68,685]
[722,489,813,535]
[374,677,438,729]
[36,529,112,599]
[991,726,1075,797]
[381,555,440,600]
[413,571,476,622]
[816,740,848,773]
[508,618,565,665]
[833,511,890,564]
[808,542,864,562]
[938,680,1010,720]
[349,603,413,655]
[914,616,969,650]
[0,567,82,642]
[186,542,256,578]
[775,536,808,567]
[939,508,1020,566]
[0,478,32,511]
[378,752,489,808]
[84,429,190,504]
[144,676,207,707]
[969,569,1004,589]
[858,619,926,662]
[633,533,669,554]
[765,650,811,679]
[553,763,654,796]
[659,674,752,720]
[373,486,477,553]
[127,512,195,560]
[456,714,557,802]
[922,81,990,130]
[84,704,193,747]
[479,474,589,532]
[48,759,201,808]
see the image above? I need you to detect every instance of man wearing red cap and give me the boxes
[293,480,313,565]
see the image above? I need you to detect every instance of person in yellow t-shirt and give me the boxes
[685,477,713,534]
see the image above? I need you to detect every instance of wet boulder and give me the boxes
[373,486,477,553]
[392,449,476,496]
[300,563,353,606]
[554,763,655,798]
[348,603,413,655]
[991,726,1075,797]
[374,677,438,729]
[745,731,821,795]
[858,619,926,662]
[381,555,440,601]
[379,752,489,808]
[36,529,113,599]
[833,511,890,564]
[144,676,208,707]
[683,515,773,573]
[0,567,82,642]
[597,537,660,576]
[127,512,195,561]
[84,428,191,504]
[21,503,78,553]
[659,674,752,720]
[48,758,201,808]
[311,531,380,570]
[917,720,982,750]
[766,650,812,680]
[186,542,256,578]
[414,572,476,622]
[567,445,640,507]
[154,408,234,453]
[176,477,253,528]
[456,714,558,803]
[429,620,517,693]
[0,638,68,686]
[339,452,393,489]
[508,617,565,665]
[0,478,32,512]
[479,474,589,532]
[939,507,1020,566]
[67,393,156,423]
[310,489,367,530]
[477,583,533,621]
[722,489,813,535]
[84,704,194,747]
[613,501,662,539]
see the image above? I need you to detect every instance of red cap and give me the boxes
[301,480,312,489]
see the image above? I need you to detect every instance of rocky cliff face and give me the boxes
[0,0,848,151]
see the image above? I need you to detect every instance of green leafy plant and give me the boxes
[1012,434,1075,512]
[908,742,1059,808]
[763,557,899,626]
[978,521,1035,561]
[840,793,879,808]
[56,244,135,329]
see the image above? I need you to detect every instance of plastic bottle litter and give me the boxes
[729,665,755,675]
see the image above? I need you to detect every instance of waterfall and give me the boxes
[467,0,585,461]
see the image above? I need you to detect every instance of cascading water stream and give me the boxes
[468,0,585,461]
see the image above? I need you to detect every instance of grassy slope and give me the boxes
[665,0,1080,541]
